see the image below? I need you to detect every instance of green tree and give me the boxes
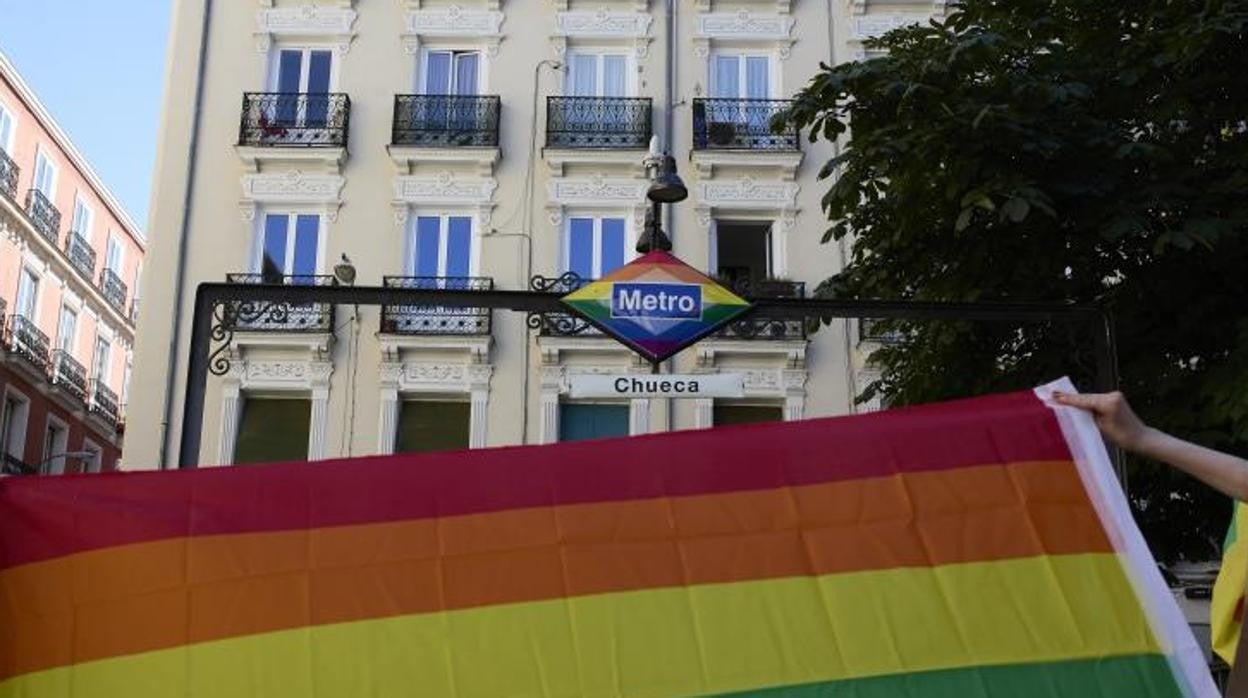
[778,0,1248,562]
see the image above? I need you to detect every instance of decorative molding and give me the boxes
[403,6,505,56]
[690,150,803,180]
[552,9,653,58]
[388,145,501,177]
[693,9,796,59]
[547,174,649,226]
[694,0,791,12]
[255,5,358,54]
[851,13,930,42]
[552,0,648,10]
[695,175,799,227]
[393,172,499,226]
[239,170,346,222]
[241,359,334,390]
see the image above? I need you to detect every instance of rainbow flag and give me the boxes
[1213,501,1248,664]
[561,251,752,362]
[0,379,1214,696]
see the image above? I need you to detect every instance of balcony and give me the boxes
[65,232,97,280]
[692,99,798,151]
[5,314,51,373]
[0,149,17,200]
[392,95,500,148]
[530,273,602,337]
[90,380,120,428]
[99,268,128,313]
[381,276,493,336]
[546,97,651,149]
[1,453,36,476]
[716,279,807,341]
[238,92,351,149]
[25,189,61,245]
[50,349,89,402]
[223,273,336,332]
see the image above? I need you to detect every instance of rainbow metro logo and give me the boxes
[560,251,753,364]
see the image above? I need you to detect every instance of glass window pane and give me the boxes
[292,215,319,276]
[58,308,76,352]
[602,56,627,97]
[713,56,740,98]
[261,214,289,280]
[307,51,332,94]
[746,57,770,99]
[234,398,311,464]
[559,404,629,442]
[445,217,472,278]
[277,50,303,93]
[425,52,452,94]
[16,270,37,318]
[713,405,783,426]
[415,216,442,277]
[454,53,479,95]
[600,218,625,275]
[395,401,470,453]
[0,108,11,151]
[570,54,598,96]
[568,218,595,278]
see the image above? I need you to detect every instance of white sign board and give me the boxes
[569,374,745,399]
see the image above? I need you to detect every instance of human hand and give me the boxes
[1052,390,1151,451]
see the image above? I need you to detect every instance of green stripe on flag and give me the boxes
[1224,501,1242,553]
[714,655,1184,698]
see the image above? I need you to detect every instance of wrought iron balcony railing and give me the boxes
[238,92,351,148]
[381,276,494,335]
[1,453,36,476]
[5,314,51,373]
[527,273,603,337]
[0,149,17,200]
[100,268,128,313]
[65,232,97,279]
[716,279,808,341]
[546,97,652,149]
[25,189,60,245]
[223,273,336,332]
[692,99,799,151]
[50,349,89,402]
[392,95,500,148]
[90,380,120,427]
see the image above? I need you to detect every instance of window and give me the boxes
[272,48,334,128]
[81,440,103,473]
[710,54,772,100]
[412,215,472,277]
[559,404,629,442]
[122,360,132,408]
[234,397,311,464]
[712,220,773,286]
[56,306,78,353]
[105,235,124,273]
[396,400,470,453]
[422,50,481,95]
[71,197,94,238]
[713,404,783,426]
[0,101,14,153]
[259,213,320,279]
[1,391,30,462]
[15,267,39,319]
[41,418,69,475]
[567,52,629,97]
[33,149,57,198]
[565,216,627,279]
[92,336,111,384]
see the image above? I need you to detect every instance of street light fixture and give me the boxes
[638,137,687,253]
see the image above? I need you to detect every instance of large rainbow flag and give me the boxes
[0,379,1215,696]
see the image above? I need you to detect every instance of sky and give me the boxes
[0,0,171,230]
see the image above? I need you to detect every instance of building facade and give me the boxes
[0,51,146,474]
[128,0,944,469]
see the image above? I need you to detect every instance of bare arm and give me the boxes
[1053,391,1248,502]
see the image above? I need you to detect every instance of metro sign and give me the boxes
[560,251,753,364]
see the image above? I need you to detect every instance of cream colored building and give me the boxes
[127,0,943,469]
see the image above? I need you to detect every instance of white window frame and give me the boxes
[41,414,70,475]
[268,45,340,92]
[71,196,94,239]
[418,48,487,95]
[56,304,79,354]
[92,335,112,385]
[252,210,326,276]
[708,218,782,279]
[15,265,40,320]
[105,234,125,273]
[81,438,103,474]
[0,98,16,153]
[407,211,481,277]
[561,213,633,278]
[0,387,31,462]
[708,52,778,100]
[32,147,58,199]
[564,49,636,97]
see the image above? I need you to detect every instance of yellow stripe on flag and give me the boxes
[1213,501,1248,664]
[0,554,1158,698]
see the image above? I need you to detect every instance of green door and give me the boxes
[559,404,629,442]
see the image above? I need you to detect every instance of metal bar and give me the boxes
[178,282,1117,468]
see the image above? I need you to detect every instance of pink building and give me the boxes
[0,50,145,474]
